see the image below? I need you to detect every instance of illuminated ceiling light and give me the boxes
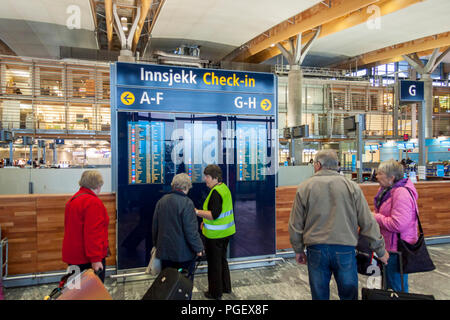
[121,16,128,31]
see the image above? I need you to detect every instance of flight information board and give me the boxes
[128,121,165,184]
[183,122,218,183]
[236,123,267,181]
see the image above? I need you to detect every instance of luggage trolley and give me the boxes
[0,229,8,300]
[0,228,9,282]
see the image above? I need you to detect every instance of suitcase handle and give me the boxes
[374,251,405,293]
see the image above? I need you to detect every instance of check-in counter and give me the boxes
[1,181,449,276]
[275,181,450,250]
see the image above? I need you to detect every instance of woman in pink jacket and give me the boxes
[374,159,418,292]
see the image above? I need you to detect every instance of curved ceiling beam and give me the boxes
[332,32,450,69]
[354,47,448,69]
[246,0,423,64]
[226,0,379,63]
[104,0,114,50]
[132,0,152,52]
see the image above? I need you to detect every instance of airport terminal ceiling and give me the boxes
[0,0,450,288]
[0,0,447,67]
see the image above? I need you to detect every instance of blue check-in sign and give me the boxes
[400,80,424,102]
[111,62,277,116]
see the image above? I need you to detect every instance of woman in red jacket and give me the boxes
[62,170,109,282]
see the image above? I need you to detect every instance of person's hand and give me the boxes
[91,261,104,272]
[197,250,205,257]
[296,252,307,265]
[379,251,389,265]
[200,222,204,230]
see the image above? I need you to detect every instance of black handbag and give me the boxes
[397,189,435,274]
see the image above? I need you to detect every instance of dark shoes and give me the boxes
[204,291,222,300]
[203,289,232,300]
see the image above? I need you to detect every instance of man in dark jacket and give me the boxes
[152,173,204,281]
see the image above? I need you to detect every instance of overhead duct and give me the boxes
[153,49,209,68]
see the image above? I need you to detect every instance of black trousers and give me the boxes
[69,258,106,283]
[204,237,231,298]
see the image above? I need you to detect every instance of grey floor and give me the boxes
[3,243,450,300]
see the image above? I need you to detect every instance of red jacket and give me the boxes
[62,187,109,265]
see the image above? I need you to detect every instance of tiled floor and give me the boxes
[3,243,450,300]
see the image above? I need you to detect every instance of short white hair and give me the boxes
[171,173,192,192]
[314,149,339,170]
[378,159,404,182]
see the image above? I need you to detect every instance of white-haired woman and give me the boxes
[62,170,109,283]
[152,173,204,289]
[374,159,419,292]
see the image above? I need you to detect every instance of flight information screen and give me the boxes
[128,121,165,184]
[183,122,218,183]
[236,123,267,181]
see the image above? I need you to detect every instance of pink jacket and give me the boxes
[374,179,419,252]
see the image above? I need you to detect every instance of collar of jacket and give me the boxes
[78,187,98,197]
[168,189,187,197]
[314,169,339,177]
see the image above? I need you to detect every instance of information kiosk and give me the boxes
[111,62,278,270]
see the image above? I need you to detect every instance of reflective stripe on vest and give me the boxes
[217,209,233,220]
[203,221,235,231]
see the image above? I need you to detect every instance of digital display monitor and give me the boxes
[236,123,267,181]
[183,122,218,183]
[128,121,165,184]
[344,116,356,131]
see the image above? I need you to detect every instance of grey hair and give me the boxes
[377,159,404,182]
[171,173,192,192]
[314,149,339,170]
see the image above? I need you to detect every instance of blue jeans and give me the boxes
[306,244,358,300]
[385,253,408,292]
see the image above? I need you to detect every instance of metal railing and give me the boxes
[0,55,111,136]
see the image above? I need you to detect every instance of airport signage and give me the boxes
[399,80,424,102]
[111,62,276,116]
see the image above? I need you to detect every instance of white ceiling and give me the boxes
[0,0,448,66]
[309,0,450,58]
[0,0,95,31]
[151,0,324,46]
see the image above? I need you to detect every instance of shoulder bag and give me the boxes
[145,247,161,276]
[396,188,435,274]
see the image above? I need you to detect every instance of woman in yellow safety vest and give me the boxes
[195,164,235,300]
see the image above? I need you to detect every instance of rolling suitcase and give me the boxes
[45,268,112,300]
[361,251,435,300]
[142,259,201,300]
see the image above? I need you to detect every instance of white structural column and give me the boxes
[410,69,417,139]
[113,3,140,62]
[33,65,40,97]
[277,27,321,128]
[402,47,450,138]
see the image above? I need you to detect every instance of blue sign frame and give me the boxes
[110,62,278,270]
[400,80,424,102]
[112,62,277,116]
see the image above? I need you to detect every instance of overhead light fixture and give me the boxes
[121,17,128,31]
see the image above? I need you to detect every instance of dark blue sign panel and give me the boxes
[112,62,277,270]
[400,80,424,102]
[113,62,276,116]
[116,62,275,93]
